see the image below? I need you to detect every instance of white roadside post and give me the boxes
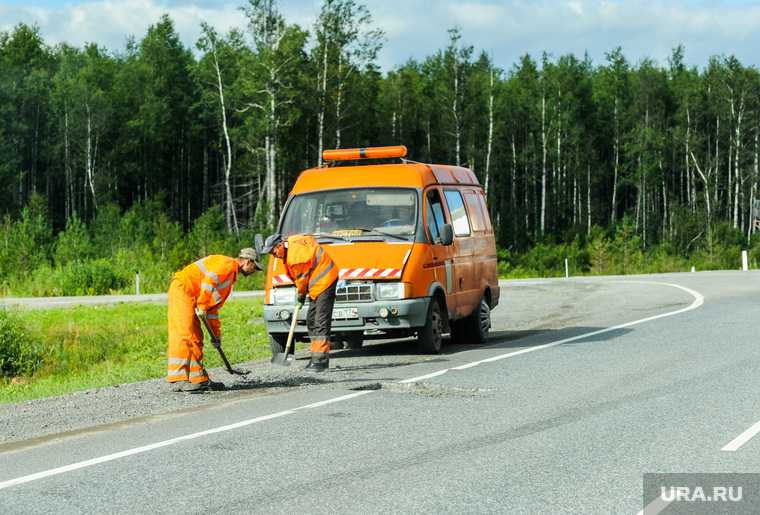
[564,258,569,279]
[135,271,141,295]
[691,266,696,273]
[742,250,749,271]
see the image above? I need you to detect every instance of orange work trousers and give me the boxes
[166,278,209,384]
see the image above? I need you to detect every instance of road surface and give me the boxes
[1,271,758,514]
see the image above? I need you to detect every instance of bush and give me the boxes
[0,310,41,377]
[16,259,130,296]
[55,216,93,265]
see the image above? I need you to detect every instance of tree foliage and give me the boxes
[1,3,760,292]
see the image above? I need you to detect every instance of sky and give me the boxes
[2,0,760,71]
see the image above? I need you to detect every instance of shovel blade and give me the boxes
[270,353,294,367]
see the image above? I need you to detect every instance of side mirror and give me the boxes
[254,234,264,254]
[439,224,454,246]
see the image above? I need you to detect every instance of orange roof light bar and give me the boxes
[322,145,408,162]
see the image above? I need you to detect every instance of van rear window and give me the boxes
[464,191,486,232]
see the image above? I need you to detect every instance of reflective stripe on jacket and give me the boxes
[284,234,338,299]
[174,255,239,337]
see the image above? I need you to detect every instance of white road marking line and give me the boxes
[0,410,295,491]
[451,281,704,372]
[398,369,449,384]
[0,280,705,490]
[722,419,760,451]
[637,493,671,515]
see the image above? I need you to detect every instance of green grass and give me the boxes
[0,298,271,404]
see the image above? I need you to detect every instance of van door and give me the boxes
[442,189,475,318]
[424,188,457,316]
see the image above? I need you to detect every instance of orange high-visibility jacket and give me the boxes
[284,234,338,300]
[174,255,239,337]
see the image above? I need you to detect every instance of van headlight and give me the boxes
[375,282,408,300]
[272,286,296,305]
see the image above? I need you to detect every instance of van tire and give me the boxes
[454,296,491,344]
[344,335,364,349]
[417,299,444,354]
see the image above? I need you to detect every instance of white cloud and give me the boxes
[0,0,246,53]
[1,0,760,70]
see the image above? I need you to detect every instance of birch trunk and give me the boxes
[85,103,97,211]
[587,163,591,236]
[691,151,712,248]
[750,129,759,243]
[733,95,744,229]
[511,134,517,212]
[335,54,343,149]
[573,174,577,225]
[540,92,547,235]
[317,38,328,167]
[265,67,278,227]
[484,67,494,195]
[211,39,238,235]
[685,106,692,210]
[611,98,619,225]
[64,105,72,221]
[453,66,461,166]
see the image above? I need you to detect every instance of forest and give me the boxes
[2,0,760,295]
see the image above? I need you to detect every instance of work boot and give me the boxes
[168,381,188,393]
[180,380,226,393]
[304,353,329,373]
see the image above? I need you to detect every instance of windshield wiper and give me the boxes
[312,232,351,243]
[352,227,411,242]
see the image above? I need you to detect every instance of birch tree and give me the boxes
[240,0,307,226]
[198,23,239,234]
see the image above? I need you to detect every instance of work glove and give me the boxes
[194,307,206,319]
[297,292,306,306]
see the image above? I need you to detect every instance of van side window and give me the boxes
[477,192,492,231]
[426,189,446,242]
[444,190,471,236]
[463,191,485,232]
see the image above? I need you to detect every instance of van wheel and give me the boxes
[344,335,364,349]
[454,297,491,344]
[269,333,291,356]
[417,299,444,354]
[329,339,345,351]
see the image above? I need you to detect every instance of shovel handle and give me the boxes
[283,302,301,358]
[197,311,238,375]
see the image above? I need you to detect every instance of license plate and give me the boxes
[332,307,359,320]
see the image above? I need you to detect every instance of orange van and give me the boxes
[260,145,500,354]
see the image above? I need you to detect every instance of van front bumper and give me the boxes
[264,297,431,336]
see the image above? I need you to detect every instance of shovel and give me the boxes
[196,310,250,376]
[271,302,302,367]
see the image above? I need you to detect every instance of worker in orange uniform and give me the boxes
[166,248,261,392]
[261,233,338,372]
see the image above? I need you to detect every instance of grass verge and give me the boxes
[0,298,270,404]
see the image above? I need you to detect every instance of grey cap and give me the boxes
[260,233,283,254]
[239,247,263,270]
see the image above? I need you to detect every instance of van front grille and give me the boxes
[335,283,373,302]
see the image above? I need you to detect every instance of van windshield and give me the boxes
[281,188,418,242]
